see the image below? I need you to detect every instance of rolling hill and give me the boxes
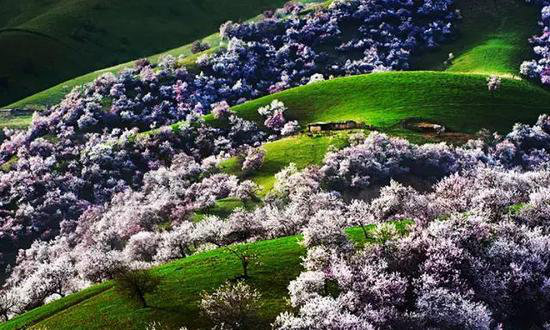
[1,0,537,126]
[0,0,286,107]
[412,0,539,75]
[200,72,550,192]
[2,0,550,329]
[215,72,550,134]
[2,224,411,330]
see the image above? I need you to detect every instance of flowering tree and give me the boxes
[487,75,502,92]
[124,232,161,263]
[154,222,194,262]
[0,290,17,322]
[200,281,262,329]
[280,120,300,136]
[241,147,266,174]
[223,243,260,279]
[211,101,231,119]
[276,213,550,329]
[257,100,288,131]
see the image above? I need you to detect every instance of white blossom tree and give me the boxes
[200,281,262,329]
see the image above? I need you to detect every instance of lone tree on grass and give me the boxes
[113,268,161,308]
[200,281,262,329]
[224,243,260,280]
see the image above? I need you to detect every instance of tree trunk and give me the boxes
[242,257,249,278]
[137,288,147,308]
[179,244,189,258]
[360,224,369,240]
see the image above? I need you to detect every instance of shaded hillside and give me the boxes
[0,0,286,107]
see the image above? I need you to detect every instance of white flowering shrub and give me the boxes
[257,100,288,131]
[280,120,300,136]
[200,281,262,329]
[307,73,325,84]
[241,147,266,174]
[487,75,502,92]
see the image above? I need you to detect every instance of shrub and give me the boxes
[191,40,211,54]
[200,281,262,329]
[241,147,266,174]
[487,75,502,92]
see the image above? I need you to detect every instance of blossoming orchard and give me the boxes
[1,0,550,328]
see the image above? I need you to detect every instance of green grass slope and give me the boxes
[2,225,415,330]
[0,115,33,129]
[208,71,550,193]
[4,0,539,115]
[4,0,331,113]
[0,283,112,330]
[412,0,539,75]
[0,0,287,107]
[219,133,351,194]
[218,72,550,134]
[5,34,221,112]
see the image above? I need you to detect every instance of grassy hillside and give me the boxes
[219,133,351,194]
[5,34,221,113]
[2,225,415,330]
[412,0,539,75]
[0,0,287,107]
[2,0,549,328]
[213,72,550,134]
[0,115,33,129]
[3,0,539,119]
